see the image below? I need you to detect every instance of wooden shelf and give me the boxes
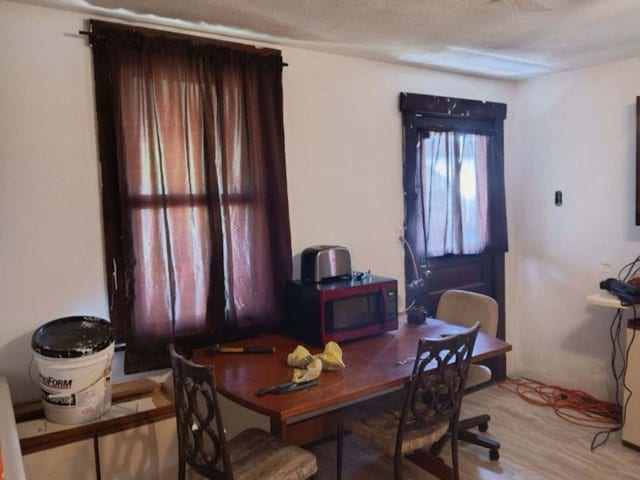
[586,291,629,310]
[17,379,175,455]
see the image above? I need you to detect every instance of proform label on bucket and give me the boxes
[32,316,115,425]
[39,373,73,390]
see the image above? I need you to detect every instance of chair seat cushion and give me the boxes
[226,428,317,480]
[338,390,449,457]
[466,364,492,389]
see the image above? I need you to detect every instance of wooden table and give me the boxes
[193,319,510,479]
[193,318,511,440]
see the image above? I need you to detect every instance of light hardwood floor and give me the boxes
[309,383,640,479]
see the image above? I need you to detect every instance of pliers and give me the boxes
[255,380,318,396]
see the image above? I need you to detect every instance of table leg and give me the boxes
[406,449,453,480]
[270,416,287,440]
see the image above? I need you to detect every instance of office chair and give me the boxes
[435,289,501,461]
[336,323,480,480]
[168,344,318,480]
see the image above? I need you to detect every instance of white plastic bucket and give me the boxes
[31,316,115,425]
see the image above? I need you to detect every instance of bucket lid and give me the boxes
[32,316,115,358]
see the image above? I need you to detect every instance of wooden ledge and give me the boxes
[16,379,175,455]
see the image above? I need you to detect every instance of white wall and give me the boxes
[0,1,110,403]
[4,0,639,414]
[282,48,514,278]
[0,1,516,403]
[509,59,640,401]
[8,0,640,411]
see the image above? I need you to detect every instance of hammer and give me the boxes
[209,344,275,355]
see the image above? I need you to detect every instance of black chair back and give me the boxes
[397,323,480,455]
[169,344,233,480]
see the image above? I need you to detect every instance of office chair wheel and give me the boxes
[489,449,499,461]
[478,422,489,432]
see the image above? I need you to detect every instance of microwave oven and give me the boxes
[284,275,398,345]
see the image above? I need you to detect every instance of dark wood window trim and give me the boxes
[636,97,640,225]
[400,93,507,120]
[400,93,508,255]
[87,19,282,58]
[400,92,508,380]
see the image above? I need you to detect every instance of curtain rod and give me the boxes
[77,29,288,67]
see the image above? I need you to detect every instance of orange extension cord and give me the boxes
[499,377,621,428]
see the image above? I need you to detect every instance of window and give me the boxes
[90,21,292,372]
[401,93,508,267]
[419,130,490,256]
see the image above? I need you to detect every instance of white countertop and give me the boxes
[0,377,27,480]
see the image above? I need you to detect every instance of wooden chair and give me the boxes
[435,289,501,460]
[168,344,318,480]
[336,323,480,480]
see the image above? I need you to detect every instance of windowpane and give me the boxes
[129,203,211,336]
[421,131,488,257]
[92,22,292,371]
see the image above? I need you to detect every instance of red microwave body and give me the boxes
[284,275,398,345]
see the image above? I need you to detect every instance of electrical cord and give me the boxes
[585,257,640,448]
[400,235,420,314]
[590,308,625,449]
[403,236,420,282]
[619,255,640,282]
[503,258,639,439]
[499,377,620,430]
[590,305,637,449]
[589,263,640,448]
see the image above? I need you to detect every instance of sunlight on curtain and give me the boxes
[91,21,292,371]
[421,131,489,256]
[119,46,210,338]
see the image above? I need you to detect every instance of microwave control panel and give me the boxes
[385,289,398,321]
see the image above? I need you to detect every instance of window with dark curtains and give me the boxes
[400,94,508,261]
[90,21,292,372]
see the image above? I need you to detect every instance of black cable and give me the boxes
[591,304,637,449]
[619,255,640,282]
[611,310,624,401]
[591,310,623,450]
[627,264,640,281]
[621,312,637,431]
[591,256,640,449]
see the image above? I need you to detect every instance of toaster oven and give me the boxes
[300,245,351,283]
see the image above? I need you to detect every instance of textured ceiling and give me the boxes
[15,0,640,79]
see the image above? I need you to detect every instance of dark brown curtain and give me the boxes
[91,21,292,372]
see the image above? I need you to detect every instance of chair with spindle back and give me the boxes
[168,344,318,480]
[336,323,480,480]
